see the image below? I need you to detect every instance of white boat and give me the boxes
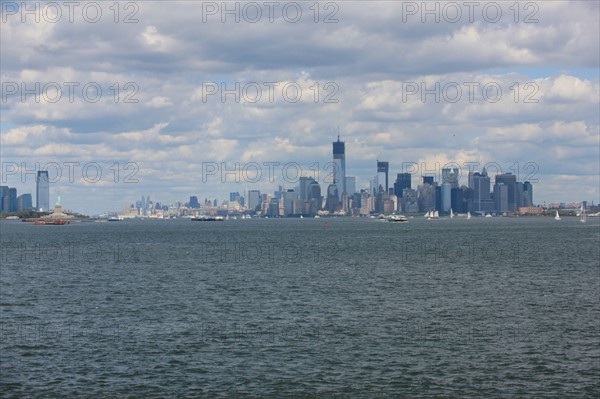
[300,215,304,219]
[467,211,471,220]
[433,211,439,218]
[387,214,408,222]
[450,209,454,219]
[423,211,431,218]
[580,205,587,223]
[554,211,561,221]
[485,213,492,218]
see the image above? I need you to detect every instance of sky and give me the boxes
[1,0,599,215]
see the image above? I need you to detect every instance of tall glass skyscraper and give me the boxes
[36,171,50,211]
[332,136,346,200]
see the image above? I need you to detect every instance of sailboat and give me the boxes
[424,211,431,218]
[433,211,439,218]
[580,205,587,223]
[554,211,561,221]
[467,211,471,220]
[450,209,454,219]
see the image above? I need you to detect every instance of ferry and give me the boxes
[34,219,69,225]
[191,216,224,221]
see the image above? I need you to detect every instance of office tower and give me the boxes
[468,171,475,189]
[493,182,509,213]
[370,176,378,196]
[189,196,200,209]
[229,192,241,202]
[442,168,459,189]
[306,180,322,215]
[394,173,411,198]
[435,185,442,212]
[441,183,451,212]
[332,136,346,200]
[515,182,524,208]
[36,171,50,211]
[472,168,493,213]
[376,161,389,193]
[248,190,261,212]
[451,187,465,213]
[345,176,356,196]
[8,188,17,212]
[267,198,280,217]
[0,186,8,212]
[422,176,434,185]
[417,182,436,212]
[495,173,517,212]
[283,190,297,216]
[325,184,340,212]
[523,181,533,207]
[297,177,309,201]
[17,194,33,211]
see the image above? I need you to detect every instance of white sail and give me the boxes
[580,205,587,223]
[467,211,471,219]
[555,211,561,220]
[450,209,454,219]
[433,211,439,218]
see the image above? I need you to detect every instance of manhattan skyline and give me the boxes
[1,1,598,215]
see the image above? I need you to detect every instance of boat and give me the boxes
[108,216,123,221]
[554,211,561,221]
[387,214,408,222]
[467,211,471,220]
[191,216,224,221]
[34,219,69,225]
[485,213,492,218]
[450,209,454,219]
[314,215,320,218]
[433,211,439,218]
[579,205,586,223]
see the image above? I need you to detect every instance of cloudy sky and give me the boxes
[1,0,598,214]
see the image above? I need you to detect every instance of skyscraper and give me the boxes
[394,173,411,198]
[0,186,8,212]
[17,194,33,211]
[8,188,17,212]
[523,181,533,207]
[345,176,356,196]
[36,171,50,211]
[189,196,200,209]
[248,190,261,212]
[495,173,517,212]
[442,168,459,189]
[376,161,389,193]
[332,136,346,200]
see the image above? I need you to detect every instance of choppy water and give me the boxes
[1,217,599,397]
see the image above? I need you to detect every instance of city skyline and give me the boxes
[1,1,598,214]
[0,145,597,216]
